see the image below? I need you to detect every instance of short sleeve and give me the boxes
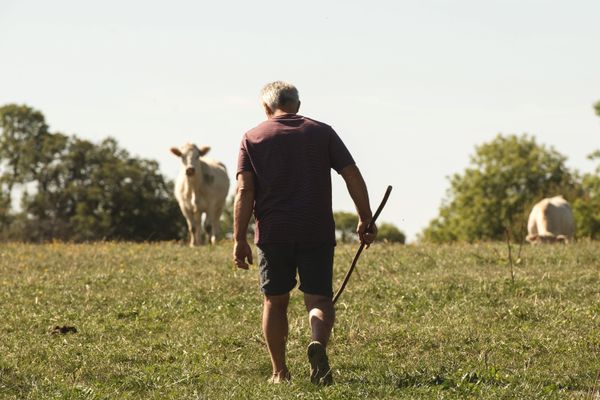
[236,136,253,178]
[329,128,355,173]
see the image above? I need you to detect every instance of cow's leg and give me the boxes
[192,212,203,246]
[199,213,208,245]
[203,214,215,245]
[188,223,196,247]
[211,215,220,245]
[179,206,196,247]
[211,206,224,245]
[205,205,224,245]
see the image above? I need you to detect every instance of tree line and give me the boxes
[0,104,407,243]
[0,104,186,242]
[2,102,597,243]
[421,101,600,242]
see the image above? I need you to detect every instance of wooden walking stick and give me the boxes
[333,185,393,305]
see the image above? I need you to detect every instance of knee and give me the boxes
[264,294,289,310]
[304,294,334,313]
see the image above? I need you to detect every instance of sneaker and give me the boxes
[307,341,333,385]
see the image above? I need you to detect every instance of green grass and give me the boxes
[0,241,599,399]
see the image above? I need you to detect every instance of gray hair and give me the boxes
[260,81,300,111]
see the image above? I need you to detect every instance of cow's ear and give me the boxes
[198,146,211,157]
[170,147,182,157]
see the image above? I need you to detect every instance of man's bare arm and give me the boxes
[233,171,255,269]
[340,164,377,245]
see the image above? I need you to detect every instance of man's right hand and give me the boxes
[233,240,253,270]
[357,219,377,248]
[341,165,376,247]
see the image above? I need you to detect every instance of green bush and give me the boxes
[0,104,185,242]
[421,134,580,242]
[378,222,406,243]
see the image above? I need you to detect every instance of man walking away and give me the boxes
[233,81,377,384]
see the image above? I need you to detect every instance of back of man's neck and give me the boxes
[271,109,296,117]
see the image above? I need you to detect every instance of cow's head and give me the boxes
[170,143,211,176]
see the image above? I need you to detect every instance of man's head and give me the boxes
[260,81,300,117]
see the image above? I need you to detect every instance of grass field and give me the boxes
[0,241,599,399]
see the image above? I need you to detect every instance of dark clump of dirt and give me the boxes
[50,325,77,335]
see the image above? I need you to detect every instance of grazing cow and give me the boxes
[526,195,575,244]
[171,143,229,246]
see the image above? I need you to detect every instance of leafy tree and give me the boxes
[20,136,185,242]
[0,190,10,228]
[0,104,186,242]
[377,223,406,244]
[421,134,580,242]
[572,102,600,239]
[220,195,234,237]
[220,195,255,240]
[0,104,50,224]
[572,152,600,239]
[333,211,358,242]
[333,211,405,243]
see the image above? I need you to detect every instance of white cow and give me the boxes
[171,143,229,246]
[526,195,575,244]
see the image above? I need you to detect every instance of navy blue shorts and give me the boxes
[257,243,334,297]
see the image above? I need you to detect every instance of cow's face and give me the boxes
[170,144,211,176]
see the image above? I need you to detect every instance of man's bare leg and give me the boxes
[263,293,290,381]
[304,293,335,385]
[304,294,335,345]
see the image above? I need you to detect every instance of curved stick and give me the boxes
[333,185,393,305]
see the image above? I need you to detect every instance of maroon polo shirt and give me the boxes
[237,114,355,245]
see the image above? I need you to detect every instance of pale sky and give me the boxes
[1,0,599,241]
